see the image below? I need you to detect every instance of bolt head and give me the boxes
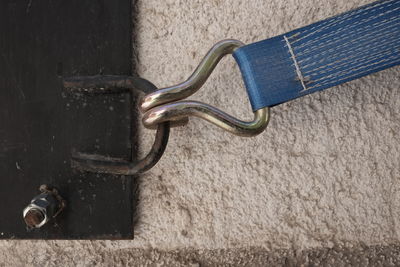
[23,193,58,229]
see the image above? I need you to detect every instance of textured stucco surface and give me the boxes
[134,0,400,249]
[1,0,400,265]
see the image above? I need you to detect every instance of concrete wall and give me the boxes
[2,0,400,265]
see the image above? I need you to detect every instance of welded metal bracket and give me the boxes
[64,75,170,176]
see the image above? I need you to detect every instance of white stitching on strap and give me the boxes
[284,35,308,91]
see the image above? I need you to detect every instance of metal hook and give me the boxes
[140,39,270,137]
[142,101,269,137]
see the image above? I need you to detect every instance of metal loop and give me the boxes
[70,122,169,175]
[64,75,170,175]
[140,39,270,137]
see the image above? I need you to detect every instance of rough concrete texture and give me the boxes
[2,0,400,265]
[2,244,400,266]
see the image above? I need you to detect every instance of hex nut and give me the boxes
[23,186,65,229]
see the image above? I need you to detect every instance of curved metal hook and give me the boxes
[140,39,245,112]
[143,101,269,137]
[140,39,270,137]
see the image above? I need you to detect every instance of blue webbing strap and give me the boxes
[234,0,400,110]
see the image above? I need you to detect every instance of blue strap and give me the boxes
[234,0,400,110]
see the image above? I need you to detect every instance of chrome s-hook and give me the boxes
[140,39,270,137]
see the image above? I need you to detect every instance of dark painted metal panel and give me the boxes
[0,0,136,239]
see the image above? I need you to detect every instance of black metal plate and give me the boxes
[0,0,136,239]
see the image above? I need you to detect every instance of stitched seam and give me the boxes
[294,6,400,50]
[299,20,400,67]
[283,35,308,91]
[303,43,400,78]
[296,15,400,58]
[287,0,397,43]
[307,57,400,90]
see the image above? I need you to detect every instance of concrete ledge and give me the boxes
[1,244,400,266]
